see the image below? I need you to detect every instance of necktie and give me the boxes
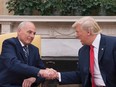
[23,45,29,62]
[90,45,95,87]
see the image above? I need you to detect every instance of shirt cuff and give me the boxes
[58,72,61,82]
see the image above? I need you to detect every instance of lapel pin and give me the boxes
[101,48,104,50]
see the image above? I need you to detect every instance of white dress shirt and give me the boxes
[58,34,105,86]
[92,34,105,86]
[18,39,25,47]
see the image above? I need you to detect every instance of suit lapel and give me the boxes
[81,46,90,73]
[98,35,107,84]
[98,35,106,62]
[28,45,32,63]
[81,46,90,86]
[85,46,90,70]
[15,38,28,62]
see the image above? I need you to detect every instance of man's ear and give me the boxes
[87,28,92,36]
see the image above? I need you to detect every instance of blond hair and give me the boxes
[72,16,102,34]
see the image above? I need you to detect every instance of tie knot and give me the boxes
[23,45,28,49]
[90,45,94,48]
[23,45,27,47]
[23,45,29,54]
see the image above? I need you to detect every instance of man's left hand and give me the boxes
[22,77,36,87]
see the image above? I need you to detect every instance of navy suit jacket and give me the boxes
[0,37,45,87]
[60,34,116,87]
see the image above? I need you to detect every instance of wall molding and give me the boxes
[0,16,116,22]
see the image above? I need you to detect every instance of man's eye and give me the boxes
[33,32,36,35]
[27,31,32,34]
[27,31,36,35]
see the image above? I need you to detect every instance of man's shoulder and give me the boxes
[101,34,116,44]
[3,37,19,46]
[101,34,116,40]
[3,37,17,44]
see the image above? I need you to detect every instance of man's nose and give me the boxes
[30,33,35,38]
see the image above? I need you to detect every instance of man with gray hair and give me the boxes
[0,21,56,87]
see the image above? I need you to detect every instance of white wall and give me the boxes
[0,16,116,57]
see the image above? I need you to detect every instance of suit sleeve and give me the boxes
[1,39,40,77]
[113,41,116,67]
[60,49,81,84]
[60,71,81,84]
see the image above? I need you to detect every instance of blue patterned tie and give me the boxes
[23,45,29,62]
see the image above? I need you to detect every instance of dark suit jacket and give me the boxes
[60,34,116,87]
[0,37,45,87]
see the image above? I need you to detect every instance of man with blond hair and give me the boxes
[45,16,116,87]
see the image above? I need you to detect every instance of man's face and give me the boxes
[75,24,89,45]
[18,23,36,45]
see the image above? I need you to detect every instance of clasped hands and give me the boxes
[39,68,59,80]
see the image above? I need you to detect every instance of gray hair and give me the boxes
[72,16,102,34]
[17,21,34,30]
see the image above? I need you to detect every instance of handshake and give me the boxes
[22,68,58,87]
[39,68,59,80]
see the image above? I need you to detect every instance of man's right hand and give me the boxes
[39,68,58,80]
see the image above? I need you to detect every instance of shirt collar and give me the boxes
[92,34,101,49]
[18,39,25,47]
